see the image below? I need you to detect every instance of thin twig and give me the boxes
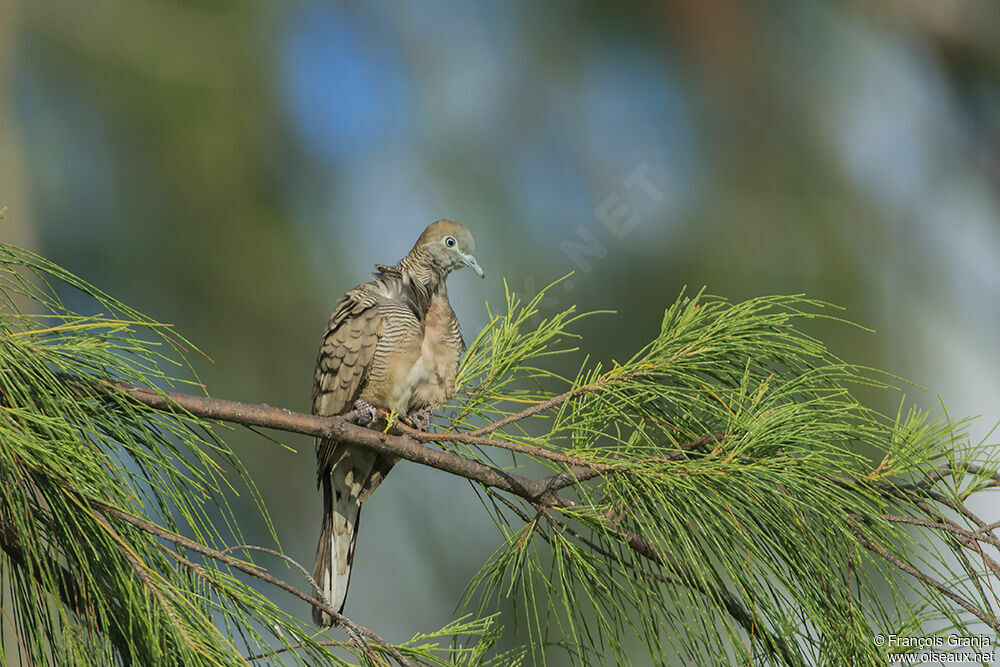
[880,486,1000,581]
[974,520,1000,536]
[221,544,323,598]
[850,509,1000,606]
[534,505,798,666]
[899,498,1000,586]
[463,388,576,436]
[160,546,385,666]
[920,462,1000,489]
[852,530,1000,633]
[863,513,1000,551]
[396,420,609,471]
[91,501,412,667]
[459,366,670,438]
[488,490,553,546]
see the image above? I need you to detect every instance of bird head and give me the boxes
[415,220,485,278]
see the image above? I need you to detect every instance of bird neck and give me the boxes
[396,247,446,293]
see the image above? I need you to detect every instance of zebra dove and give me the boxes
[311,220,484,625]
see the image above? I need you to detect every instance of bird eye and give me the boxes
[444,236,457,248]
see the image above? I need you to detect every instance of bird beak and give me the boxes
[462,253,485,278]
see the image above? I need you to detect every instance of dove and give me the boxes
[311,220,483,625]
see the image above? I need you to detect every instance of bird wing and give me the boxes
[311,286,384,623]
[313,286,385,469]
[313,287,382,417]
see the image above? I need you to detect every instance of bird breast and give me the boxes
[383,292,461,413]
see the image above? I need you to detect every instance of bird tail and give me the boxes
[312,472,362,626]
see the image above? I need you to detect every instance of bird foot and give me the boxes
[405,407,434,431]
[353,400,380,426]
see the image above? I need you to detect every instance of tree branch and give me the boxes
[82,376,1000,559]
[75,376,724,514]
[75,377,584,508]
[68,374,1000,659]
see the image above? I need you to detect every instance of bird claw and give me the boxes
[406,407,434,431]
[354,400,379,426]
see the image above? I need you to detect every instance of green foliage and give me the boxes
[1,242,997,666]
[0,242,500,665]
[451,280,1000,665]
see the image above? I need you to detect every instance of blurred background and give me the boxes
[2,0,999,662]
